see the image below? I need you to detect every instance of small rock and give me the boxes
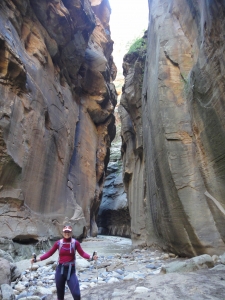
[162,254,169,259]
[89,282,96,288]
[97,280,105,284]
[0,250,14,263]
[169,253,176,258]
[114,253,121,259]
[14,284,26,292]
[123,273,135,281]
[107,277,119,284]
[152,269,161,275]
[36,287,52,295]
[80,285,88,290]
[15,291,30,299]
[20,276,27,282]
[45,260,55,266]
[13,290,19,296]
[212,255,219,263]
[1,283,16,300]
[49,287,57,293]
[30,265,39,271]
[115,269,124,275]
[101,271,109,277]
[115,274,124,280]
[132,249,141,253]
[134,286,151,294]
[146,264,156,269]
[210,265,225,271]
[192,254,214,268]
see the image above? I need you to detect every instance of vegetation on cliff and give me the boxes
[127,37,146,54]
[126,30,147,54]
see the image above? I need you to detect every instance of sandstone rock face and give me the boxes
[119,36,147,246]
[120,1,225,256]
[0,0,116,242]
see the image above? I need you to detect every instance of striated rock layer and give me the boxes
[0,0,116,243]
[119,34,147,246]
[120,0,225,256]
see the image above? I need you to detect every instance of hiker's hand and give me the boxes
[30,257,40,264]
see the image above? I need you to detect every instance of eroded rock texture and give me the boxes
[119,35,147,246]
[120,0,225,256]
[0,0,116,242]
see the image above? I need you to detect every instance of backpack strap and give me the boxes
[57,239,63,264]
[58,238,76,255]
[71,238,76,254]
[58,239,63,253]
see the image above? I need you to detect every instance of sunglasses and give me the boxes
[63,230,71,233]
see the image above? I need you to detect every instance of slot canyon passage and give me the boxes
[0,0,225,299]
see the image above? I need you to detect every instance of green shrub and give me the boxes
[127,37,145,54]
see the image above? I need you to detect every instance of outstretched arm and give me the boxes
[75,241,98,260]
[30,241,58,263]
[40,241,58,260]
[76,240,91,259]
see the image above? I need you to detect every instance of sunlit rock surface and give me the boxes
[120,0,225,256]
[0,0,116,242]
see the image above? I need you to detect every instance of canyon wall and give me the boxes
[120,0,225,256]
[119,34,147,246]
[0,0,116,244]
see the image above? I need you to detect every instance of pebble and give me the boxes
[108,277,119,283]
[123,273,135,281]
[80,284,88,290]
[134,286,151,293]
[146,264,157,269]
[36,287,52,295]
[89,282,96,288]
[15,283,26,292]
[115,269,124,275]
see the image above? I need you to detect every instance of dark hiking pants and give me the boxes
[55,264,80,300]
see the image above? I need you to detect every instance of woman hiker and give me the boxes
[31,224,98,300]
